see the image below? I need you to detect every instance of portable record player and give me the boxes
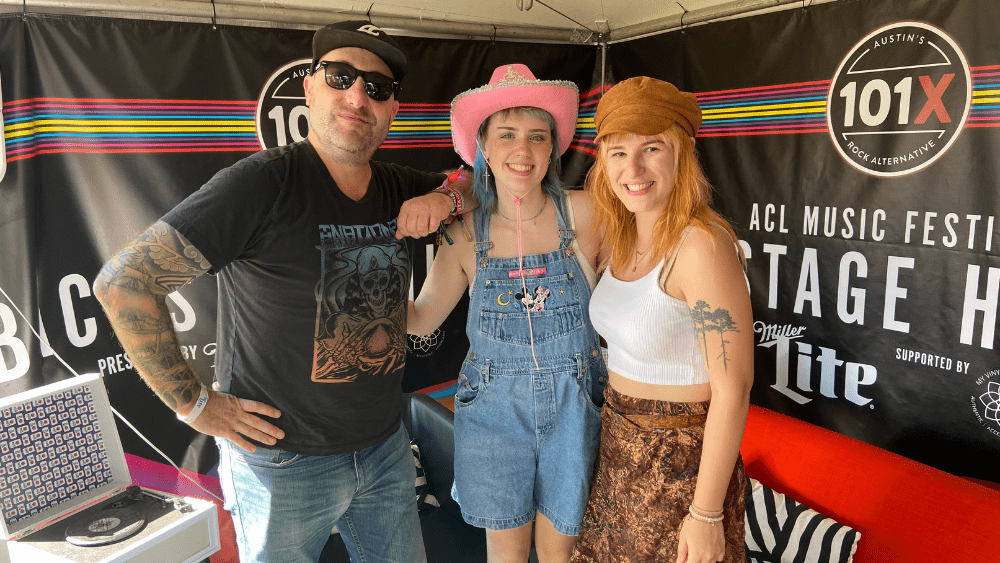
[0,374,219,563]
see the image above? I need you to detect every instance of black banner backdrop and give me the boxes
[3,0,1000,483]
[611,0,1000,481]
[0,13,599,470]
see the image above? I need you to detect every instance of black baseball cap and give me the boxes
[311,21,407,80]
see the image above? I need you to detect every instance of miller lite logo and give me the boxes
[756,322,878,407]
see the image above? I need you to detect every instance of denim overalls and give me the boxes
[452,189,606,536]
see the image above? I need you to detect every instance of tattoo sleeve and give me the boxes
[94,221,211,410]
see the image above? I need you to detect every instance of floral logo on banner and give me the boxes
[827,21,972,177]
[971,370,1000,440]
[255,59,312,150]
[980,381,1000,424]
[408,328,446,358]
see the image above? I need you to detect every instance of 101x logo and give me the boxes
[256,59,313,149]
[827,22,971,177]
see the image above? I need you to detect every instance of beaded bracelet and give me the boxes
[176,384,210,424]
[687,504,725,525]
[691,502,724,518]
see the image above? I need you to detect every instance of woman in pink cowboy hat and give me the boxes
[408,64,607,563]
[570,77,752,563]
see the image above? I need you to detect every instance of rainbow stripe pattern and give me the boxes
[3,65,998,163]
[571,85,605,156]
[696,64,1000,137]
[697,79,831,137]
[968,64,1000,128]
[385,102,452,149]
[3,98,260,162]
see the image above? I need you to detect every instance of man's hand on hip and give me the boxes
[188,390,285,453]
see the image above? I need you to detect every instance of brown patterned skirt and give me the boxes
[570,387,746,563]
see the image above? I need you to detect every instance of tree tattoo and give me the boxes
[690,300,739,371]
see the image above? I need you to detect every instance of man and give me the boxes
[93,21,469,563]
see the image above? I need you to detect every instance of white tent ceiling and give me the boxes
[1,0,834,42]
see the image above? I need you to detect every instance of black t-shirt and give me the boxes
[162,140,444,455]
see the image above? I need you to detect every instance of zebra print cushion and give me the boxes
[411,441,440,511]
[745,478,861,563]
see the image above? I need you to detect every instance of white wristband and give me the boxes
[176,384,210,424]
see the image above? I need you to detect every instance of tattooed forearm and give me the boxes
[134,334,187,372]
[134,339,199,409]
[94,221,212,411]
[118,305,175,335]
[98,266,148,296]
[118,329,198,410]
[97,222,210,298]
[690,300,740,371]
[145,364,199,410]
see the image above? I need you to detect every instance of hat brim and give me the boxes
[451,83,579,166]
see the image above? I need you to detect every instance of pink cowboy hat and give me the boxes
[450,64,579,166]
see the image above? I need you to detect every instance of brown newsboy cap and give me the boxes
[594,77,702,139]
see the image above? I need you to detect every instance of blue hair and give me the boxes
[471,107,564,213]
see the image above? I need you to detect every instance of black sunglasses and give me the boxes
[314,61,400,102]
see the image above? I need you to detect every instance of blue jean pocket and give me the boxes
[587,355,608,410]
[478,303,585,345]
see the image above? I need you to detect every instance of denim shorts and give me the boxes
[452,352,603,536]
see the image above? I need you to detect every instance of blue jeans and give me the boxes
[217,423,425,563]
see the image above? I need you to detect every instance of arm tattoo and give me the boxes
[690,300,740,372]
[118,305,175,335]
[100,222,210,297]
[133,335,198,409]
[95,221,210,410]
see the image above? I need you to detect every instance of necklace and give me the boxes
[496,196,547,222]
[496,184,543,370]
[632,244,652,272]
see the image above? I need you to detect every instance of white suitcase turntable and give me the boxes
[0,374,220,563]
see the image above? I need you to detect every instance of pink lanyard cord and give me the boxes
[499,184,541,370]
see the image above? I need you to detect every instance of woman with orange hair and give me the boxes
[570,77,752,563]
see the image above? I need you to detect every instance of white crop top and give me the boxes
[589,231,709,386]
